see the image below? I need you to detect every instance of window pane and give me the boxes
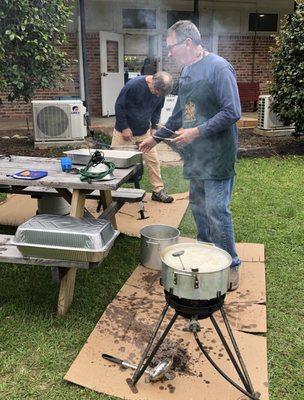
[249,13,278,32]
[123,9,156,29]
[107,41,118,72]
[167,10,195,28]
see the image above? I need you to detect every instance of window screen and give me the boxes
[106,41,118,72]
[249,13,278,32]
[167,11,195,28]
[123,9,156,29]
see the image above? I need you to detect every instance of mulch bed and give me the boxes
[0,129,304,159]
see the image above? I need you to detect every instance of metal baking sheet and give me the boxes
[11,214,119,262]
[64,149,142,168]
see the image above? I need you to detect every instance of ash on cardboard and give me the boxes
[65,241,268,400]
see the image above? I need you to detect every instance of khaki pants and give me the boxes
[111,129,164,193]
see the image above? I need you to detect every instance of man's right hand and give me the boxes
[139,137,157,153]
[122,128,133,141]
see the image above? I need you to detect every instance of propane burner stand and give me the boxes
[129,291,261,400]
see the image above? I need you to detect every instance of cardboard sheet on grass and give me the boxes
[65,241,268,400]
[114,192,189,238]
[0,194,37,225]
[0,192,188,235]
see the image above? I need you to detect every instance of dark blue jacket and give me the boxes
[115,76,164,136]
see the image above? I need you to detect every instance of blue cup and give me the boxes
[60,157,72,172]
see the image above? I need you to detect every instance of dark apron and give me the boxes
[179,79,237,180]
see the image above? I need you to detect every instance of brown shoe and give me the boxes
[151,189,174,203]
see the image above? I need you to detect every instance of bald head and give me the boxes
[152,71,173,97]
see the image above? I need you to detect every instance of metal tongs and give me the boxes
[102,353,172,382]
[153,135,175,143]
[153,124,179,143]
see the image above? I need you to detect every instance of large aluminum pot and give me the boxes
[160,242,231,300]
[140,225,180,270]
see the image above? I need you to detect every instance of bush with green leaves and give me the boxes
[270,1,304,134]
[0,0,74,103]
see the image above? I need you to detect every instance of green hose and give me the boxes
[79,151,115,183]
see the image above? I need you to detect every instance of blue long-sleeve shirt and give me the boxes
[155,53,241,180]
[115,76,165,136]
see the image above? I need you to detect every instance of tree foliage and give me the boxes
[0,0,74,103]
[270,1,304,133]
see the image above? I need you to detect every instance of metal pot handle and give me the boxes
[174,270,192,277]
[197,241,215,247]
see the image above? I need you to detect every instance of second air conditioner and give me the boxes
[258,95,293,130]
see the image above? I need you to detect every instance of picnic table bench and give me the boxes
[0,155,144,315]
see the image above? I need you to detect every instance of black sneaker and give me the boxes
[151,189,174,203]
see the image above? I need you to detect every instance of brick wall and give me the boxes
[0,33,102,119]
[86,33,101,116]
[218,35,275,111]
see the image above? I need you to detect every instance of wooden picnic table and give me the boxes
[0,155,141,315]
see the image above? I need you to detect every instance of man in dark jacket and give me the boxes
[140,21,242,289]
[112,71,174,203]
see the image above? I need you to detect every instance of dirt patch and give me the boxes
[237,129,304,157]
[0,129,303,158]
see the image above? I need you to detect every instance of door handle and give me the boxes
[101,72,108,77]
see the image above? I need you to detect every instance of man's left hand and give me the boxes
[173,127,200,144]
[139,137,157,153]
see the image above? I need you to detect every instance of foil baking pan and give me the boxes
[12,214,119,262]
[64,149,142,168]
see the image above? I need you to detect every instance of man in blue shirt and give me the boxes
[140,21,242,290]
[112,71,174,203]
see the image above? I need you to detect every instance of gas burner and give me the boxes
[165,290,225,319]
[128,300,261,400]
[127,243,261,400]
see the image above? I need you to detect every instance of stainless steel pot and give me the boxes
[140,225,180,270]
[160,243,231,300]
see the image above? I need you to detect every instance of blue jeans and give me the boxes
[189,177,240,268]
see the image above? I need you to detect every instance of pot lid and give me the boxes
[161,243,232,273]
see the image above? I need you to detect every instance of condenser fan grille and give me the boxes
[37,106,69,137]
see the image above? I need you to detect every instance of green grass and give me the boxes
[0,193,7,202]
[0,156,303,399]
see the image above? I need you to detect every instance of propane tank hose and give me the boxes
[79,150,115,183]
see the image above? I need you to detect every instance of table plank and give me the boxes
[0,156,138,190]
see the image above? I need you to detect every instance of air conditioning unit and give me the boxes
[258,95,292,130]
[32,100,87,142]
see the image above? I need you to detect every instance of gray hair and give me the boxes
[167,20,202,45]
[152,71,173,97]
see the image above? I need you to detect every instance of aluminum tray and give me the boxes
[12,214,119,262]
[64,149,142,168]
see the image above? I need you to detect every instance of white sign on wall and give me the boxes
[159,95,178,125]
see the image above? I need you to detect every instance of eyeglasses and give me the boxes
[167,38,186,52]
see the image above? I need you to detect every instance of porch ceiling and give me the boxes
[88,0,294,10]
